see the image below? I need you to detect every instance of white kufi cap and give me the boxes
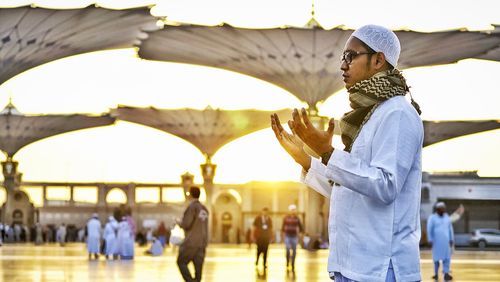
[351,25,401,67]
[436,202,446,208]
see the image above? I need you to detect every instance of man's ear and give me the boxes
[375,52,387,69]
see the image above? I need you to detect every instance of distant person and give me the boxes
[427,202,454,281]
[176,186,209,282]
[118,216,135,260]
[253,207,273,269]
[45,226,53,243]
[56,223,67,246]
[282,204,303,272]
[156,221,169,247]
[103,216,119,260]
[86,213,101,260]
[77,227,85,242]
[14,224,21,242]
[145,237,164,256]
[35,223,43,245]
[146,228,154,243]
[245,228,252,249]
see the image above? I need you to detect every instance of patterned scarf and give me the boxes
[339,69,421,152]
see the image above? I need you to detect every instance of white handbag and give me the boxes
[169,224,185,246]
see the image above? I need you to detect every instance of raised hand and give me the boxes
[289,108,335,155]
[271,113,310,171]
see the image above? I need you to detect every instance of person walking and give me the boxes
[176,186,209,282]
[282,204,303,272]
[253,207,273,269]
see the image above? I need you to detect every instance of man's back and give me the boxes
[180,200,209,248]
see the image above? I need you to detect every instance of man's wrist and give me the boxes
[321,147,334,165]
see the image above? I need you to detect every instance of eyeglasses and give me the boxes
[341,50,375,65]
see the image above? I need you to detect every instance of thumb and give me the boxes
[327,118,335,136]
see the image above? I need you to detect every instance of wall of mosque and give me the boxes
[422,172,500,234]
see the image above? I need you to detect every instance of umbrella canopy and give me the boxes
[138,24,500,109]
[0,5,159,85]
[0,102,115,157]
[112,106,290,158]
[423,120,500,147]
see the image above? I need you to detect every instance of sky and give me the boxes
[0,0,499,187]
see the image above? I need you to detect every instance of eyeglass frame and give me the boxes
[341,50,376,65]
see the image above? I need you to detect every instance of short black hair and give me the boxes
[189,186,201,199]
[358,38,395,70]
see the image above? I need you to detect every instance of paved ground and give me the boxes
[0,243,499,281]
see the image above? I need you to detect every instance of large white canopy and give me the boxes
[138,24,500,109]
[112,106,290,158]
[0,102,115,157]
[0,5,159,85]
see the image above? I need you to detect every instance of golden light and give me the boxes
[73,187,98,204]
[0,186,6,205]
[106,188,127,204]
[46,186,70,201]
[135,187,160,203]
[21,186,44,207]
[162,187,185,203]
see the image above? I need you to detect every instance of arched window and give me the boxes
[106,188,127,204]
[20,186,43,207]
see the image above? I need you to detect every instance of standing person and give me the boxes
[282,204,303,272]
[13,224,21,242]
[271,24,423,281]
[245,228,252,249]
[0,222,3,246]
[103,216,119,260]
[253,207,273,269]
[56,223,67,246]
[35,223,43,245]
[118,216,135,260]
[427,202,454,281]
[176,186,209,282]
[86,213,101,260]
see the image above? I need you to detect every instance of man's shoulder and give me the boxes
[378,96,420,117]
[375,96,422,128]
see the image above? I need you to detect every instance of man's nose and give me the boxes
[340,60,349,71]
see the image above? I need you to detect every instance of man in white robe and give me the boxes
[86,213,101,260]
[103,216,119,260]
[118,216,134,260]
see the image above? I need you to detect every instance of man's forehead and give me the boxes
[343,37,365,51]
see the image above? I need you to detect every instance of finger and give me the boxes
[326,118,335,136]
[271,115,282,140]
[301,108,313,128]
[273,113,286,132]
[292,108,306,135]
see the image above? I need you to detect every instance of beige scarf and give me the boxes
[339,69,420,152]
